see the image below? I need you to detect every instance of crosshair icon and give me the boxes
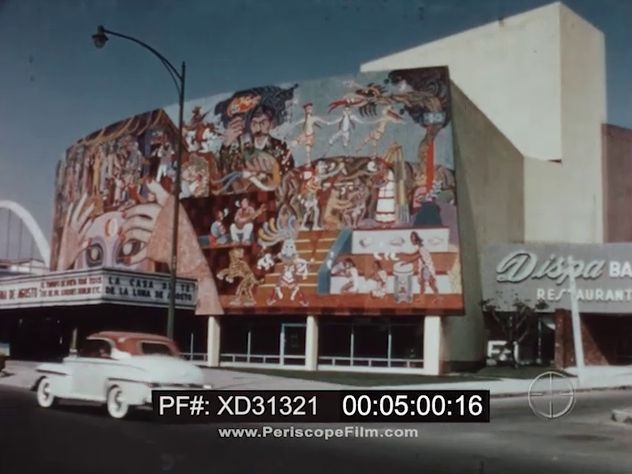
[528,371,576,420]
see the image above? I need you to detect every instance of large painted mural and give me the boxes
[51,67,464,315]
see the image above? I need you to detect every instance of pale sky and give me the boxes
[1,0,631,260]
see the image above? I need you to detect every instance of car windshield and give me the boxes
[78,339,112,358]
[140,341,178,357]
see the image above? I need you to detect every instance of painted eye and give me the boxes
[85,243,103,267]
[116,239,145,263]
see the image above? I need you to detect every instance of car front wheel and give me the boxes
[36,377,57,408]
[106,385,129,419]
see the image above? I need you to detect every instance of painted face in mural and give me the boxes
[74,211,144,270]
[249,109,273,149]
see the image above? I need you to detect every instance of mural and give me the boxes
[51,67,464,315]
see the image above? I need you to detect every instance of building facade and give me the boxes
[1,2,626,373]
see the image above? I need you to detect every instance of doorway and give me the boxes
[281,323,306,365]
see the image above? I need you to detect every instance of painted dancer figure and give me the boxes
[356,106,404,157]
[289,103,330,164]
[266,241,310,307]
[327,104,364,151]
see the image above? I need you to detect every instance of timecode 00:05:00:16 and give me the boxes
[341,394,486,418]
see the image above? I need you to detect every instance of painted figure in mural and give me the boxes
[407,232,438,295]
[210,210,230,246]
[322,185,355,230]
[342,180,370,228]
[216,106,292,193]
[331,258,360,294]
[356,106,405,157]
[155,135,175,184]
[216,248,260,306]
[369,261,388,299]
[229,198,266,244]
[326,104,364,151]
[181,154,210,198]
[298,159,345,231]
[266,240,310,307]
[289,103,331,164]
[184,106,222,153]
[89,147,102,197]
[368,160,396,226]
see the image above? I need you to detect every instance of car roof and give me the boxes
[88,331,174,344]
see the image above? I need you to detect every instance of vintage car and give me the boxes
[33,331,211,419]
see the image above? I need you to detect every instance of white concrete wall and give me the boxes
[558,3,606,243]
[362,2,563,163]
[362,2,606,245]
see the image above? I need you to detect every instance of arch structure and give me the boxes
[0,200,50,268]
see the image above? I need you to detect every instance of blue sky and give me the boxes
[0,0,631,256]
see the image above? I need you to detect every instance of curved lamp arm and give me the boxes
[92,25,184,99]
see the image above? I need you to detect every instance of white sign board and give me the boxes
[0,268,197,310]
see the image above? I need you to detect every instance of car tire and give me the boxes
[106,385,129,419]
[36,377,57,408]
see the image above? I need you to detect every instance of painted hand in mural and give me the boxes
[57,193,95,270]
[222,116,245,147]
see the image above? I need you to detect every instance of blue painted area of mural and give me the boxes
[317,227,352,294]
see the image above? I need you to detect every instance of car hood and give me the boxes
[122,355,205,385]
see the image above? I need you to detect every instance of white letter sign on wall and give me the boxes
[482,243,632,313]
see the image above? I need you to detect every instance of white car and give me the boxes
[33,331,211,419]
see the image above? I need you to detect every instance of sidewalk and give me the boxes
[2,360,631,396]
[0,360,346,391]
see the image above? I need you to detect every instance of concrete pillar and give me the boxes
[423,316,444,375]
[206,316,221,367]
[305,315,319,371]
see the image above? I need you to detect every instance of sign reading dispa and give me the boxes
[482,243,632,313]
[0,269,196,310]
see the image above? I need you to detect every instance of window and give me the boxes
[78,339,112,359]
[140,341,177,357]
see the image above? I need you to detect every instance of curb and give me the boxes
[490,384,632,399]
[611,407,632,425]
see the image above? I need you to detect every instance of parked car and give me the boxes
[33,331,211,419]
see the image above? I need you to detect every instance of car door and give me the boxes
[70,338,113,400]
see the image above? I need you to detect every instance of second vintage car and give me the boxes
[33,331,211,419]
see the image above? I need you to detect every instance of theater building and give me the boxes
[1,3,627,373]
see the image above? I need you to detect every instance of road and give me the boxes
[1,385,631,474]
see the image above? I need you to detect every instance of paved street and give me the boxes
[1,385,631,474]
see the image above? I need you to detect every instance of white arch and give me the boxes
[0,200,50,268]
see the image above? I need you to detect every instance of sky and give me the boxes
[1,0,631,259]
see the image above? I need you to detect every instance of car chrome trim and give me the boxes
[36,369,68,376]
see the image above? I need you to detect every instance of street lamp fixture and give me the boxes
[91,25,186,340]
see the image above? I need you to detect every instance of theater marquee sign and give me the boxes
[0,268,196,310]
[481,243,632,313]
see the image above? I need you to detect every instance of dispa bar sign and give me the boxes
[482,243,632,313]
[0,268,196,310]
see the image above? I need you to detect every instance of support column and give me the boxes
[305,315,319,371]
[423,316,444,375]
[206,316,221,367]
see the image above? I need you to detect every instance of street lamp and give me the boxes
[92,25,186,340]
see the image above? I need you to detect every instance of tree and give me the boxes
[481,296,549,368]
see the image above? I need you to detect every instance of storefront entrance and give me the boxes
[318,318,424,369]
[219,317,307,366]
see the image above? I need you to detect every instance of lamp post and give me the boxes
[92,25,185,340]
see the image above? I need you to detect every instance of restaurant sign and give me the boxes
[0,268,196,310]
[481,243,632,313]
